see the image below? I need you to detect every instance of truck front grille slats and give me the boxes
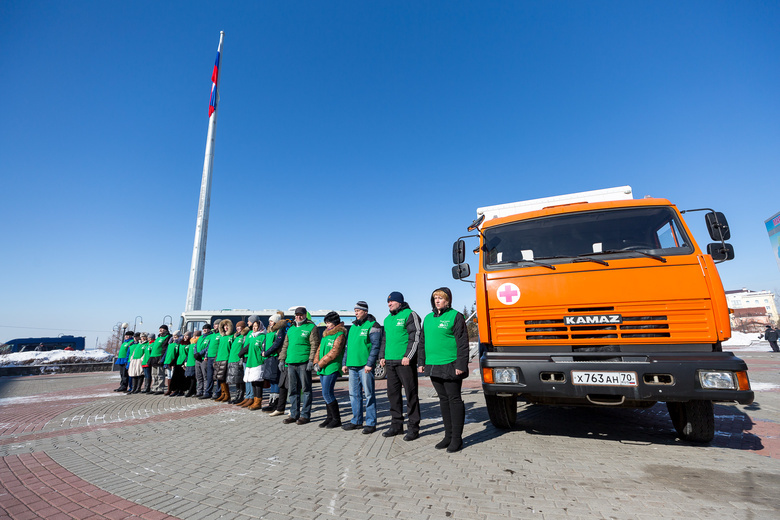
[521,315,674,340]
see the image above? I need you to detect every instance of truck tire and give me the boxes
[666,400,715,443]
[373,364,386,380]
[485,394,517,429]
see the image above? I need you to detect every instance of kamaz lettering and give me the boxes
[564,315,622,325]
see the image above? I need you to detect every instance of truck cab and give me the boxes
[453,186,752,442]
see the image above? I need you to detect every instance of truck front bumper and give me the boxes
[481,351,754,405]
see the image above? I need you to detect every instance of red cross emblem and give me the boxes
[497,283,520,305]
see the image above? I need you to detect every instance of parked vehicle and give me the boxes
[452,186,753,442]
[0,335,86,354]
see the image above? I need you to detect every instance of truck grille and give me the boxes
[493,303,714,344]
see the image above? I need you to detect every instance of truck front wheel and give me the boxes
[666,400,715,443]
[485,394,517,429]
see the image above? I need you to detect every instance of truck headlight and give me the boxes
[698,370,737,390]
[493,368,519,384]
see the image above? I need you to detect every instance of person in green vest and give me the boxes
[195,324,216,399]
[265,312,291,415]
[241,316,267,410]
[314,311,347,429]
[149,326,172,394]
[341,301,382,434]
[169,331,189,397]
[183,331,199,397]
[227,321,247,404]
[380,291,422,441]
[114,331,135,392]
[278,307,320,425]
[128,332,147,394]
[258,312,285,411]
[162,330,180,395]
[213,319,235,402]
[141,333,155,393]
[418,287,470,453]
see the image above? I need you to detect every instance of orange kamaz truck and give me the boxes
[452,186,753,442]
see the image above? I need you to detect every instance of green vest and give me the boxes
[228,334,245,363]
[142,342,152,364]
[163,342,178,365]
[131,341,145,360]
[245,333,265,368]
[196,332,212,357]
[117,339,133,359]
[263,330,278,358]
[287,323,315,364]
[215,334,232,361]
[346,320,375,367]
[181,343,193,366]
[206,332,220,358]
[150,334,170,357]
[423,309,458,365]
[383,308,412,360]
[318,331,344,376]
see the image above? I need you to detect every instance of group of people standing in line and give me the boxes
[113,288,470,453]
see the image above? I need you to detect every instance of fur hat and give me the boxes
[324,311,341,325]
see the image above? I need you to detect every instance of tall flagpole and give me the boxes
[185,31,224,312]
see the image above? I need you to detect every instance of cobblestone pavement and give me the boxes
[1,353,779,520]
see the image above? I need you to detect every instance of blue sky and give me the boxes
[1,1,778,347]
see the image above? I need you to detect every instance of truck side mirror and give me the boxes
[707,242,734,261]
[452,263,471,280]
[705,212,730,241]
[453,240,466,264]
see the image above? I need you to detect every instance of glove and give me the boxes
[306,361,314,372]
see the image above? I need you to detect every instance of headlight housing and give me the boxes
[698,370,737,390]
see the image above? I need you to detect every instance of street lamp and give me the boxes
[163,315,173,329]
[133,316,143,333]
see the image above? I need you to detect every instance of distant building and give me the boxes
[725,288,779,330]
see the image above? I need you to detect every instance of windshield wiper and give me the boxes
[492,260,556,270]
[590,249,667,263]
[537,255,610,266]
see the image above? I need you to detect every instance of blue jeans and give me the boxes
[348,367,376,427]
[245,380,254,398]
[205,357,216,397]
[320,373,338,404]
[287,363,312,419]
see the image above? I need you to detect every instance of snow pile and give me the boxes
[722,331,773,352]
[0,349,113,367]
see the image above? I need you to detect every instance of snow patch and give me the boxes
[0,349,112,367]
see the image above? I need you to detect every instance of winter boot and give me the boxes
[248,397,263,410]
[239,397,253,407]
[319,402,334,428]
[231,387,244,404]
[447,398,466,453]
[218,383,230,403]
[326,400,342,429]
[435,397,453,450]
[262,394,278,412]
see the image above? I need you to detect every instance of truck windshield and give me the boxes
[483,206,693,269]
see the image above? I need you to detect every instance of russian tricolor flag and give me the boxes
[209,51,220,118]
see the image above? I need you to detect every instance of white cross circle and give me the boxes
[497,283,520,305]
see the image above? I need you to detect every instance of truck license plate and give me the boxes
[571,370,637,386]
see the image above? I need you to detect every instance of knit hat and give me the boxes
[247,315,260,325]
[159,324,169,331]
[324,311,340,325]
[202,323,212,330]
[355,301,369,312]
[387,291,405,304]
[124,331,134,337]
[268,311,284,324]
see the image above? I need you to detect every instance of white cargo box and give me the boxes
[477,186,633,221]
